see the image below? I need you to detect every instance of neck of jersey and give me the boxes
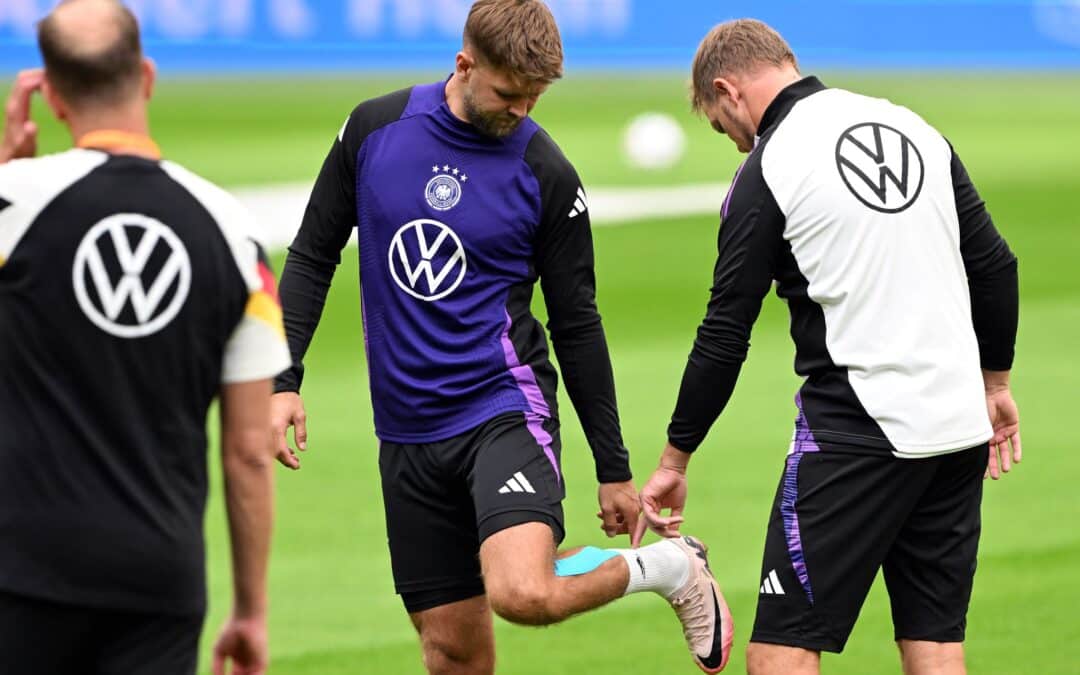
[76,130,162,161]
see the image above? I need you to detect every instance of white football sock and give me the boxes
[615,539,689,599]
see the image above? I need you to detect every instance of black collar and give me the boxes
[757,76,827,137]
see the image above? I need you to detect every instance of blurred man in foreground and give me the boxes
[270,0,733,672]
[0,2,290,673]
[636,18,1020,675]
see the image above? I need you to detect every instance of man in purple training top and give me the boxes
[269,1,734,673]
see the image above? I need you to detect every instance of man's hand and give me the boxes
[985,373,1021,480]
[596,480,639,540]
[212,613,268,675]
[270,391,307,470]
[632,443,692,547]
[1,69,44,164]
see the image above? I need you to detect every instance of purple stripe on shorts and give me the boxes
[782,392,821,604]
[527,414,560,483]
[501,311,560,482]
[781,452,814,604]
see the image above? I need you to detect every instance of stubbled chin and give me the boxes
[496,120,521,136]
[477,119,520,139]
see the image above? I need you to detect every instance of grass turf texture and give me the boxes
[9,73,1080,673]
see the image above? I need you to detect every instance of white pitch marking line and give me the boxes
[231,181,731,251]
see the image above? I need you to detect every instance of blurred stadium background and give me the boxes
[3,1,1079,673]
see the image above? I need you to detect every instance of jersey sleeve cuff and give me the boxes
[666,431,704,454]
[273,368,302,393]
[596,467,633,483]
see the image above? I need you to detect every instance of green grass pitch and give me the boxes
[14,73,1080,673]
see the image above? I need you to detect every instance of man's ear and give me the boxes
[455,50,476,82]
[712,76,740,105]
[141,57,156,101]
[40,77,67,122]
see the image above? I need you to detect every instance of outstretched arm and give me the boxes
[666,160,783,454]
[640,155,783,543]
[528,131,637,539]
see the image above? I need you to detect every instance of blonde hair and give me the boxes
[464,0,564,82]
[691,19,797,113]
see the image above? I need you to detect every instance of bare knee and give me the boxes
[897,640,965,675]
[487,581,561,626]
[481,522,568,626]
[747,642,820,675]
[410,597,494,675]
[421,635,494,675]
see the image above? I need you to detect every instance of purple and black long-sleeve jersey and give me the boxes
[274,81,631,483]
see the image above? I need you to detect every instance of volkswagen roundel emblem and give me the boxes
[835,122,924,213]
[388,219,468,302]
[72,213,191,338]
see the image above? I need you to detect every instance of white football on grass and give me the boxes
[622,112,687,170]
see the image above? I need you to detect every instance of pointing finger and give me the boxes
[622,504,640,544]
[631,514,648,548]
[647,513,684,528]
[640,495,663,526]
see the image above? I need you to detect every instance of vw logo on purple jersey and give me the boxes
[388,219,468,302]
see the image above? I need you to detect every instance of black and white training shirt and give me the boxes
[0,146,290,613]
[669,77,1018,458]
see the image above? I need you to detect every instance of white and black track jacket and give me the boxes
[668,77,1018,458]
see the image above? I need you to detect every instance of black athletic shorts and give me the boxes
[751,443,986,653]
[0,590,202,675]
[379,411,565,613]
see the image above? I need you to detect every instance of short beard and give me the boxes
[463,89,522,139]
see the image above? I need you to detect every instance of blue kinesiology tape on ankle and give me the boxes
[553,546,619,577]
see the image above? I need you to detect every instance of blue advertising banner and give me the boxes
[1,1,1079,72]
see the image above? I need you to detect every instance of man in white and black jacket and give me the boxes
[635,18,1020,675]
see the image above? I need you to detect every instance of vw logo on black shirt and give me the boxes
[835,122,924,213]
[72,213,191,338]
[388,219,468,302]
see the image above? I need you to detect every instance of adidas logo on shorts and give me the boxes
[498,471,535,494]
[760,569,785,595]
